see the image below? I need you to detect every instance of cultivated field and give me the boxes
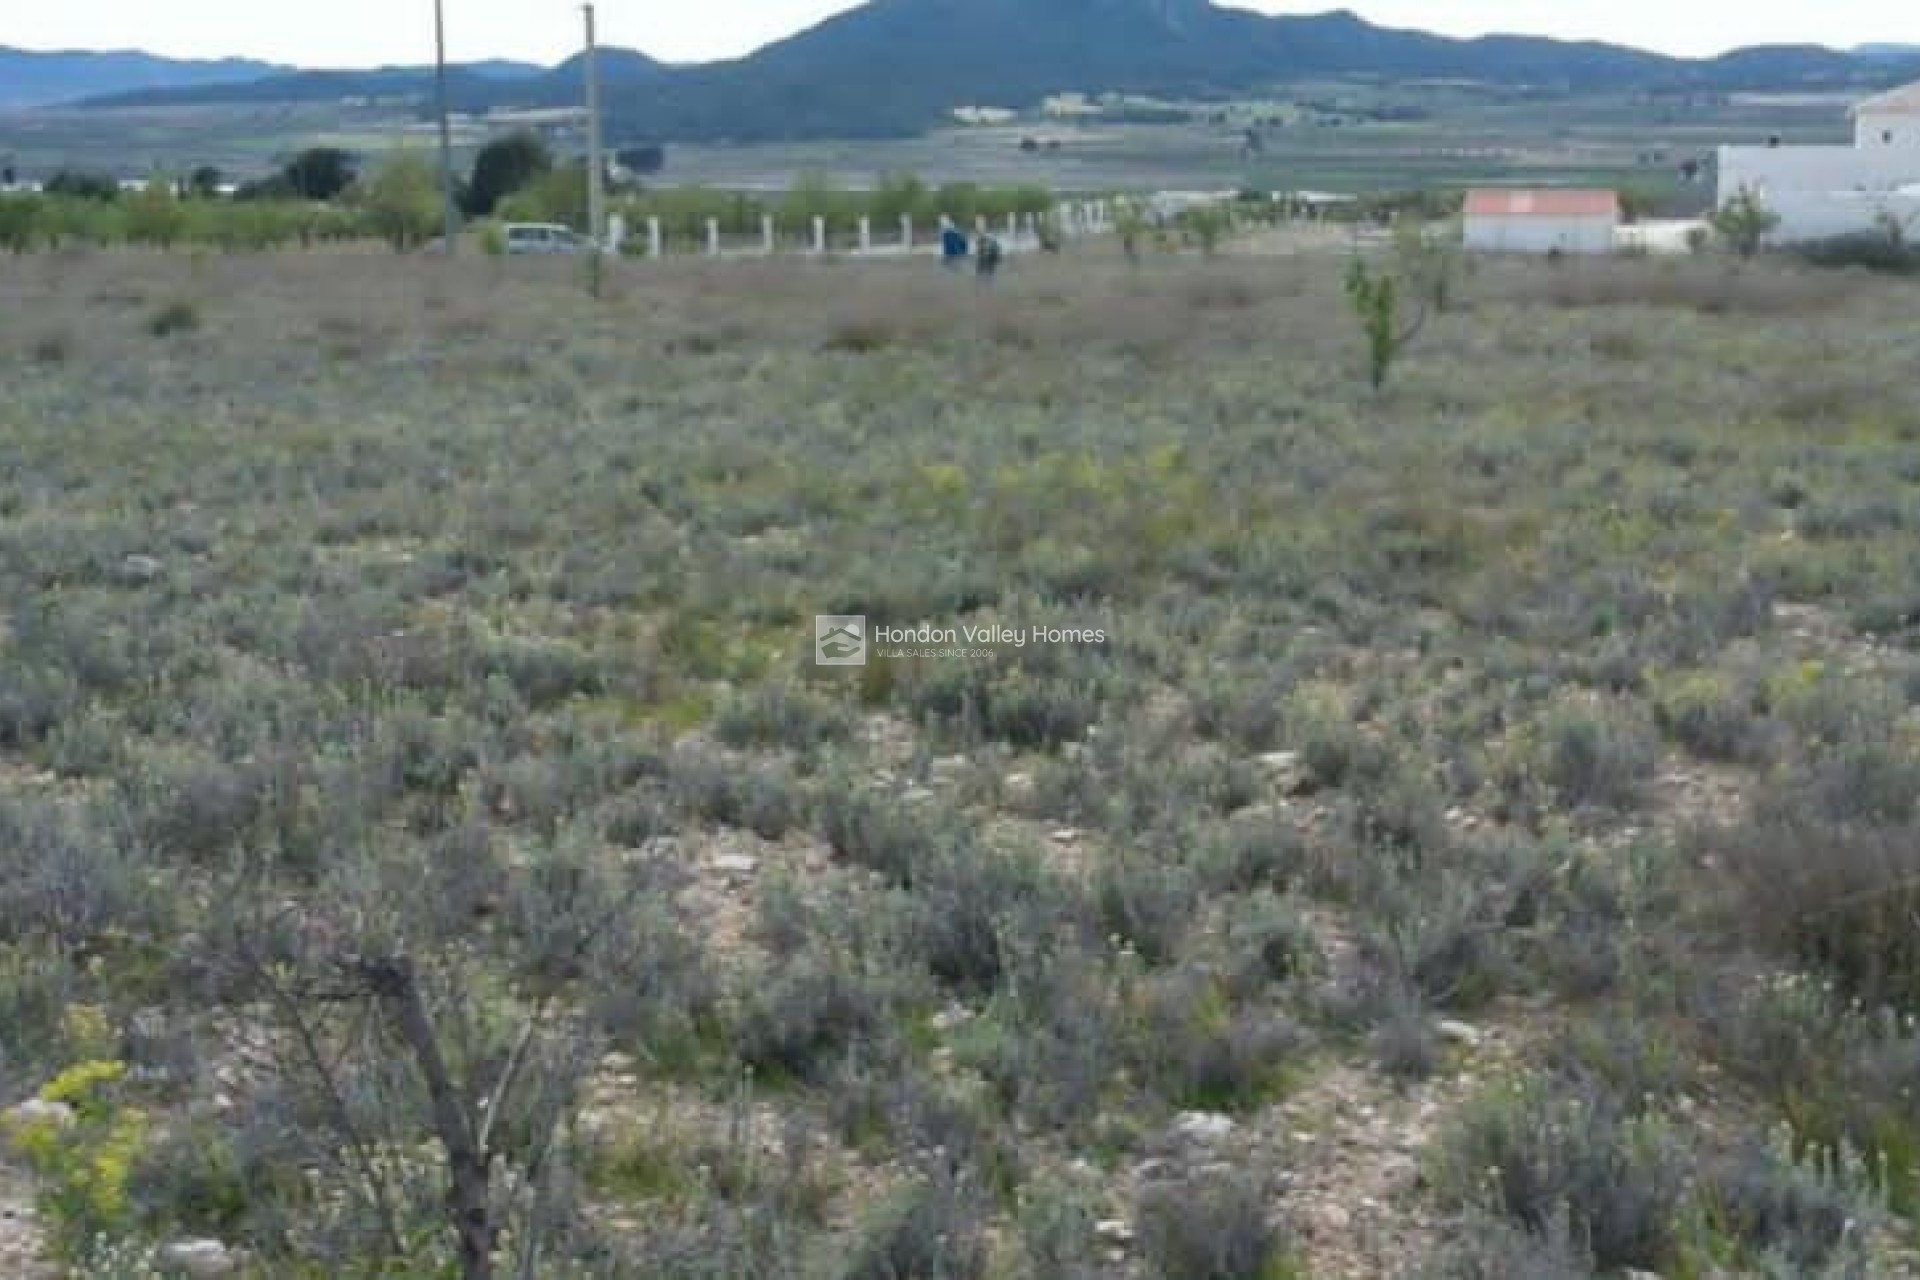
[0,83,1856,197]
[2,247,1920,1278]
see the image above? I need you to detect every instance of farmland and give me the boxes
[2,245,1920,1277]
[0,82,1859,198]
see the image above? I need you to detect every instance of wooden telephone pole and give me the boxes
[434,0,458,254]
[583,4,606,251]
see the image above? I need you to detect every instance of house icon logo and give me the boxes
[815,616,867,666]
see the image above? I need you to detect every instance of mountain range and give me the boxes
[13,2,1919,142]
[0,46,285,111]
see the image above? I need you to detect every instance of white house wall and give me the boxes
[1464,215,1616,255]
[1857,111,1920,150]
[1719,144,1920,241]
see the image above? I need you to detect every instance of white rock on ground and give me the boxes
[1173,1111,1238,1144]
[159,1238,238,1277]
[710,853,760,877]
[1,1100,73,1135]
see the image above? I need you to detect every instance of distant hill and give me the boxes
[575,1,1906,141]
[84,49,668,112]
[0,45,285,110]
[1855,44,1920,64]
[465,60,547,81]
[50,2,1920,142]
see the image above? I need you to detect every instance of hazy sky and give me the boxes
[1,2,1911,68]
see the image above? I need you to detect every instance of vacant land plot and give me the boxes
[1,249,1918,1277]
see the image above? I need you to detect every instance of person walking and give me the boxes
[975,232,1003,280]
[940,218,970,269]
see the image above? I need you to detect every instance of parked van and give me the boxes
[503,223,591,256]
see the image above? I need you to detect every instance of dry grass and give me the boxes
[2,246,1919,1276]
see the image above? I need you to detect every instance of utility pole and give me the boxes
[583,3,606,251]
[433,0,458,254]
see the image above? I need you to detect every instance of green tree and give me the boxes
[1710,186,1780,260]
[466,131,552,216]
[282,147,358,202]
[1391,217,1464,314]
[780,170,845,233]
[123,179,189,249]
[1113,200,1151,265]
[1181,205,1233,258]
[1345,257,1429,391]
[870,172,931,225]
[0,195,42,254]
[43,171,118,202]
[497,164,589,230]
[360,153,443,253]
[187,166,224,199]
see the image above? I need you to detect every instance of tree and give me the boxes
[123,179,189,249]
[0,195,41,254]
[283,147,358,202]
[43,170,119,202]
[201,833,669,1279]
[187,166,224,199]
[1391,217,1464,314]
[1113,200,1151,264]
[1181,205,1232,258]
[1711,186,1780,260]
[1345,257,1429,391]
[466,132,553,217]
[497,164,590,231]
[360,153,443,252]
[869,172,931,226]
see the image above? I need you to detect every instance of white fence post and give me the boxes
[974,214,989,239]
[901,213,914,251]
[761,214,776,256]
[646,217,663,259]
[812,215,827,256]
[1006,211,1019,241]
[858,216,872,253]
[706,218,721,257]
[606,213,627,254]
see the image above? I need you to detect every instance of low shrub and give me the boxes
[1539,698,1657,813]
[1707,808,1920,1009]
[1136,1169,1290,1280]
[1653,671,1771,763]
[1690,1135,1879,1272]
[841,1166,988,1280]
[1429,1073,1688,1272]
[146,299,201,337]
[3,1060,148,1260]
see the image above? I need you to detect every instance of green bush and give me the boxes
[147,299,202,338]
[1136,1170,1292,1280]
[2,1060,149,1260]
[1430,1073,1687,1272]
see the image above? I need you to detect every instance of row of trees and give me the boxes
[0,160,445,255]
[2,129,1063,255]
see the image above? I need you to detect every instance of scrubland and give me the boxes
[1,247,1919,1278]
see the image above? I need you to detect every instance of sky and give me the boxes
[0,1,1911,69]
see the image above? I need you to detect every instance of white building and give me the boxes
[1718,80,1920,242]
[1463,189,1621,255]
[1854,82,1920,151]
